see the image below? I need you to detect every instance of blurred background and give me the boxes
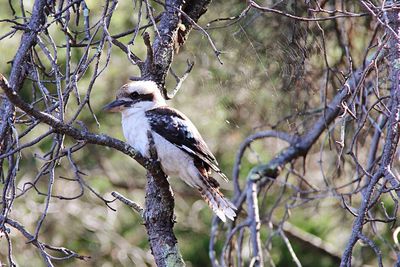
[0,0,393,266]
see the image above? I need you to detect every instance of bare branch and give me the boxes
[246,177,263,266]
[340,6,400,264]
[249,0,368,22]
[111,191,144,216]
[3,216,89,262]
[178,8,223,64]
[167,59,194,99]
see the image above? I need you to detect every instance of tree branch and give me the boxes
[133,1,214,265]
[0,0,48,172]
[253,50,383,186]
[0,73,152,169]
[340,5,400,265]
[211,36,386,267]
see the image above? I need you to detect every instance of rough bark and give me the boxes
[138,1,212,266]
[0,0,47,162]
[0,0,213,266]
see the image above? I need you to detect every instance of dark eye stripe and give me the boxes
[130,92,139,98]
[129,92,154,102]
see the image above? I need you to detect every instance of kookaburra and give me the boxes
[103,80,236,222]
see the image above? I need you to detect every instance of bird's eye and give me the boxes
[130,92,139,98]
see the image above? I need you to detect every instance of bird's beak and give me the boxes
[103,99,131,112]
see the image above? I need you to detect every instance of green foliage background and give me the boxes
[0,0,394,266]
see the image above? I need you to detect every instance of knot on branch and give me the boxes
[248,164,279,182]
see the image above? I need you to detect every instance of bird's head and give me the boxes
[103,80,165,114]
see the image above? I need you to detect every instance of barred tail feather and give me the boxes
[198,181,236,222]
